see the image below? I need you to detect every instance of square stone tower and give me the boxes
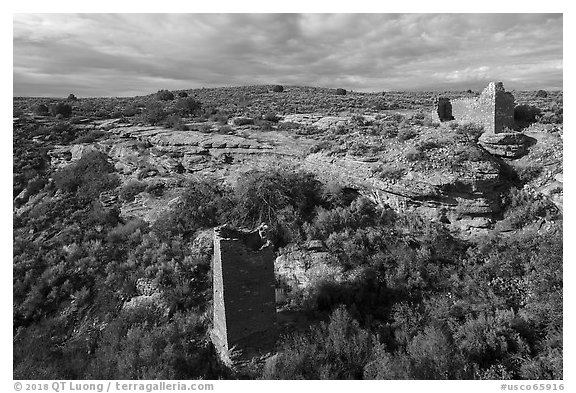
[445,82,516,133]
[211,224,276,356]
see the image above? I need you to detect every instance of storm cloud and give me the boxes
[13,13,563,97]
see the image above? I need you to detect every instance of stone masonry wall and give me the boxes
[212,225,276,353]
[450,82,515,134]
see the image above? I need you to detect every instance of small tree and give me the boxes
[535,89,548,98]
[175,97,202,117]
[67,94,78,101]
[143,101,168,125]
[156,89,175,101]
[177,91,189,98]
[335,88,347,96]
[272,85,284,93]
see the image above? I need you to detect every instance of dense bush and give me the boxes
[514,105,541,123]
[72,129,106,144]
[178,91,189,98]
[272,85,284,93]
[335,88,347,96]
[49,102,73,118]
[49,122,78,144]
[156,89,175,101]
[53,150,119,201]
[152,179,233,240]
[67,94,78,101]
[502,188,557,229]
[262,111,279,122]
[162,114,189,131]
[231,168,323,245]
[264,306,381,379]
[142,101,168,125]
[397,127,418,141]
[33,104,49,116]
[175,97,202,117]
[122,105,140,117]
[535,90,548,98]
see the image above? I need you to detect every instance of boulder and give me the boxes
[275,249,344,291]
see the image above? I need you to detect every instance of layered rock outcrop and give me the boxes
[478,132,530,158]
[46,114,512,235]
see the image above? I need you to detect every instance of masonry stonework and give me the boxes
[211,224,276,355]
[441,82,515,134]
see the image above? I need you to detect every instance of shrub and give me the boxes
[536,90,548,98]
[216,125,233,134]
[142,102,167,125]
[25,177,47,197]
[178,91,188,98]
[335,88,347,96]
[271,85,284,93]
[514,105,541,123]
[156,90,175,101]
[376,164,404,180]
[397,127,418,141]
[308,141,333,154]
[231,168,322,246]
[537,112,562,125]
[53,150,119,201]
[515,163,543,184]
[209,111,229,125]
[378,122,399,138]
[163,114,189,131]
[119,180,147,202]
[416,139,444,151]
[198,124,212,133]
[255,119,274,131]
[152,179,233,239]
[67,94,77,101]
[49,103,72,118]
[33,104,49,116]
[405,147,425,161]
[49,122,77,143]
[503,188,555,229]
[453,145,485,162]
[72,130,106,144]
[455,122,485,142]
[263,306,381,379]
[262,112,279,122]
[175,97,202,117]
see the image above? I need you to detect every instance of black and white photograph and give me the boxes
[11,10,565,386]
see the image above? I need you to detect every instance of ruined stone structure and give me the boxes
[211,224,276,356]
[437,97,454,122]
[439,82,515,133]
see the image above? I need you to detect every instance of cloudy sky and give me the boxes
[13,13,563,97]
